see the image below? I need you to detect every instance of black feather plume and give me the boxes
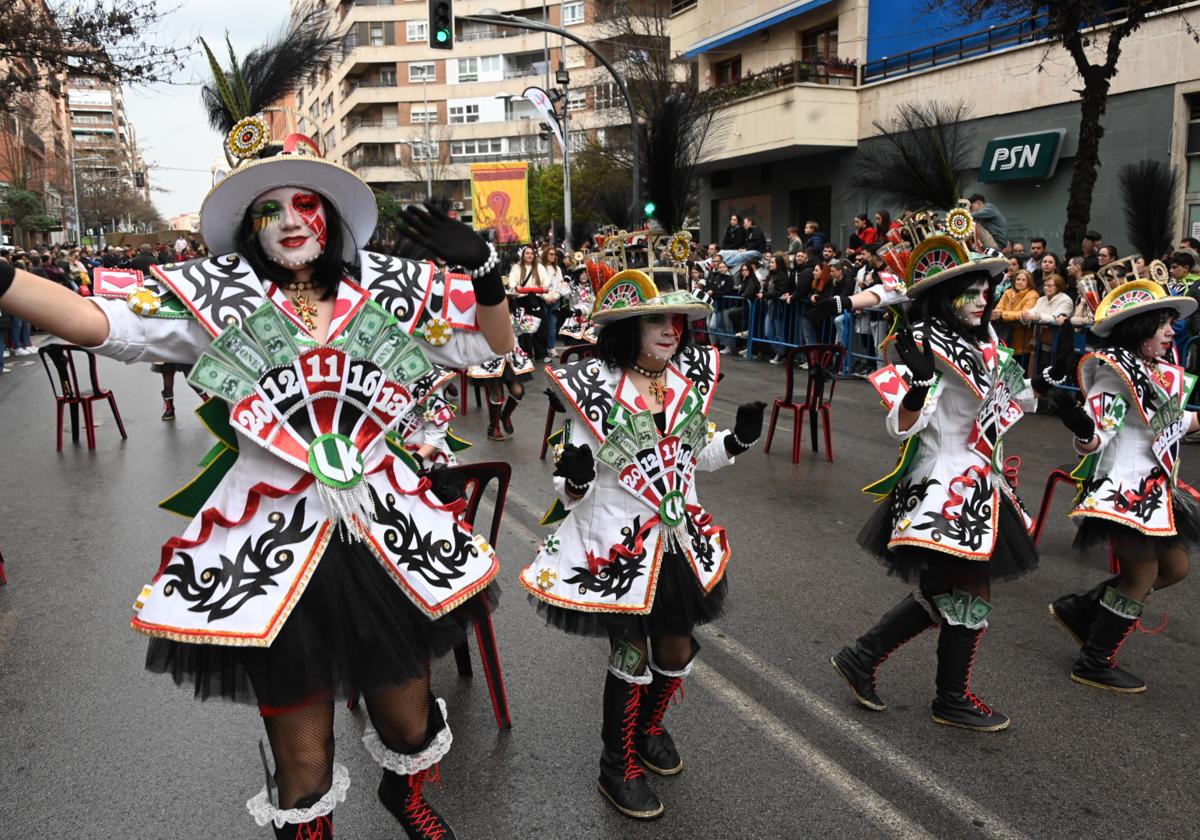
[200,8,341,134]
[1118,160,1178,262]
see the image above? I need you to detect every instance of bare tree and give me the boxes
[0,0,188,112]
[932,0,1199,254]
[852,100,976,211]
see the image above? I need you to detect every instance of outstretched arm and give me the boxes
[0,263,109,347]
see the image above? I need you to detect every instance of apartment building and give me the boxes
[293,0,633,225]
[670,0,1200,255]
[67,75,151,206]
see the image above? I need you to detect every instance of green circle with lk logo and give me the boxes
[308,433,365,490]
[659,490,686,527]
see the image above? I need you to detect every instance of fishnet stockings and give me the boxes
[262,703,335,810]
[364,669,434,753]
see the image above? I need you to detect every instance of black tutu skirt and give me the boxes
[533,546,727,638]
[857,490,1038,584]
[145,530,498,708]
[1072,487,1200,554]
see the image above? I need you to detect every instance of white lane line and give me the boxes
[498,493,1031,840]
[695,629,1033,840]
[694,661,937,839]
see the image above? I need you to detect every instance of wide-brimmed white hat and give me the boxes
[1090,279,1197,336]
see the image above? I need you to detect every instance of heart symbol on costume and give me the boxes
[634,390,675,411]
[105,274,136,289]
[332,299,353,320]
[449,289,475,313]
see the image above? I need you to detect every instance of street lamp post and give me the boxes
[557,65,572,251]
[462,10,641,227]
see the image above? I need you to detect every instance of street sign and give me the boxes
[979,129,1066,183]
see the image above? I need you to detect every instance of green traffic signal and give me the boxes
[643,201,656,217]
[435,29,450,42]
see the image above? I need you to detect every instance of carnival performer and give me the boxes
[557,254,605,347]
[520,268,766,819]
[830,210,1063,732]
[0,15,515,840]
[1046,270,1199,693]
[396,373,470,467]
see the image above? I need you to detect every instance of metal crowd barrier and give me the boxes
[702,295,839,359]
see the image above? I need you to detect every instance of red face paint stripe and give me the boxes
[292,192,328,250]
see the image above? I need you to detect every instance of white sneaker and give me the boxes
[0,367,9,374]
[735,331,749,339]
[719,347,733,355]
[18,347,33,355]
[769,356,782,365]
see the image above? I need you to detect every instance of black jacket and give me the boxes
[763,268,795,299]
[705,269,736,297]
[129,253,157,274]
[793,265,816,298]
[721,225,746,250]
[744,226,767,253]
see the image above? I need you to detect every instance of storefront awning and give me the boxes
[683,0,835,59]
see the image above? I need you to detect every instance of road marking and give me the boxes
[498,492,1032,840]
[694,662,937,839]
[696,629,1033,840]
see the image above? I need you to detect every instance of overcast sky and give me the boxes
[124,0,294,220]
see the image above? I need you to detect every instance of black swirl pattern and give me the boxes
[361,253,428,325]
[1101,471,1167,522]
[1095,348,1159,416]
[564,517,647,599]
[914,319,990,397]
[555,358,614,429]
[174,254,263,329]
[369,486,479,589]
[913,473,993,551]
[161,498,318,622]
[686,515,717,573]
[892,476,936,532]
[679,345,717,399]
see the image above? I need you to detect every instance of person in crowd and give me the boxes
[823,258,856,349]
[873,210,895,244]
[521,270,764,821]
[705,257,740,353]
[742,215,767,258]
[992,269,1040,363]
[759,252,795,364]
[969,193,1009,248]
[713,262,757,355]
[0,17,517,837]
[1020,273,1073,327]
[472,244,539,441]
[1097,244,1118,270]
[1026,237,1046,273]
[793,248,819,351]
[1046,280,1200,694]
[785,225,804,258]
[803,219,828,253]
[721,213,745,252]
[1081,230,1103,272]
[173,233,188,258]
[130,243,158,275]
[1180,236,1200,253]
[822,243,840,264]
[1009,241,1026,263]
[540,244,566,357]
[996,256,1020,302]
[1033,252,1064,292]
[851,213,876,250]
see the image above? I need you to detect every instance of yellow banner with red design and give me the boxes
[469,162,530,245]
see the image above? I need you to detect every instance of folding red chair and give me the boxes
[763,344,843,463]
[539,344,596,460]
[0,547,7,585]
[38,344,127,451]
[450,461,513,729]
[1032,464,1078,544]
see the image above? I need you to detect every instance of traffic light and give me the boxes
[429,0,453,50]
[643,200,656,218]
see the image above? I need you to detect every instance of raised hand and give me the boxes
[726,400,767,456]
[893,328,936,384]
[554,443,596,492]
[397,202,490,270]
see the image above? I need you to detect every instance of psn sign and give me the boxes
[979,129,1066,183]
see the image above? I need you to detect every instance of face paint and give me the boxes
[252,186,327,270]
[639,313,684,362]
[952,280,989,327]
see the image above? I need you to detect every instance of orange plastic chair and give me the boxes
[763,344,843,463]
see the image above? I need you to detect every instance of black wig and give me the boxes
[1094,307,1178,356]
[596,314,696,371]
[235,197,357,299]
[906,268,998,343]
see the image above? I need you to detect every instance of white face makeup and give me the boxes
[251,186,328,270]
[952,279,989,326]
[639,313,685,363]
[1141,317,1176,360]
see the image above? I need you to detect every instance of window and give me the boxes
[379,68,397,86]
[801,23,839,62]
[411,140,438,160]
[322,128,336,154]
[369,23,385,46]
[411,106,437,124]
[713,56,741,87]
[407,20,428,42]
[516,134,548,156]
[594,82,621,111]
[409,62,435,82]
[450,138,504,158]
[309,102,319,123]
[569,130,586,152]
[449,104,479,124]
[567,88,586,111]
[322,95,333,118]
[456,57,478,83]
[562,1,584,25]
[480,56,501,73]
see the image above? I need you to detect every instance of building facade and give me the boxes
[670,0,1200,257]
[293,0,632,228]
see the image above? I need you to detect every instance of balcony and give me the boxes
[345,118,404,143]
[700,78,858,168]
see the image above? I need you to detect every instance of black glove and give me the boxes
[554,443,595,493]
[725,400,767,456]
[421,464,468,504]
[805,295,851,324]
[1033,321,1077,395]
[398,203,505,306]
[544,387,567,414]
[1046,390,1095,443]
[893,329,936,411]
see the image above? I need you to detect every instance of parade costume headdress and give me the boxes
[198,10,377,259]
[876,207,1007,299]
[1089,256,1195,336]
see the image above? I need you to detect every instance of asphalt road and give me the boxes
[2,344,1198,839]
